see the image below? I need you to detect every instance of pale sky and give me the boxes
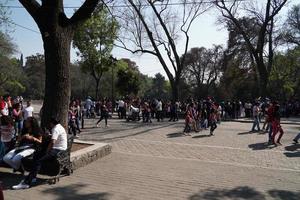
[4,0,298,77]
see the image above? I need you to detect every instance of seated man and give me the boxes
[12,117,67,190]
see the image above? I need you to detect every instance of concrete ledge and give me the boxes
[71,140,112,170]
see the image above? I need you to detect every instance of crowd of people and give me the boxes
[1,94,299,190]
[0,95,68,190]
[81,96,300,144]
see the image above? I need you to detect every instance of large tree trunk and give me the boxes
[256,59,269,97]
[19,0,100,129]
[95,78,100,100]
[171,80,179,103]
[41,29,74,128]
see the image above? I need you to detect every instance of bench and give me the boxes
[21,136,74,184]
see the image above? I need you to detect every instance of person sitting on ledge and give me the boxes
[12,117,67,190]
[3,117,42,174]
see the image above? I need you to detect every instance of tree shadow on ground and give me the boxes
[86,123,176,142]
[42,183,110,200]
[268,190,300,200]
[0,170,47,190]
[248,142,276,150]
[284,144,300,158]
[189,186,266,200]
[189,186,300,200]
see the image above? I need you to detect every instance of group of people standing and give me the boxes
[116,98,179,123]
[0,95,35,159]
[251,100,300,145]
[183,98,220,136]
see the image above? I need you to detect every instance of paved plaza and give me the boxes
[2,118,300,200]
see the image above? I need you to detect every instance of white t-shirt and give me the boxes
[118,100,125,108]
[51,124,67,151]
[23,106,34,120]
[85,99,92,109]
[157,101,163,111]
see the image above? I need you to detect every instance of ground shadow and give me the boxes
[238,130,265,135]
[192,134,211,139]
[0,170,47,190]
[42,183,110,200]
[189,186,266,200]
[285,144,300,151]
[284,152,300,157]
[268,190,300,200]
[248,142,276,150]
[284,144,300,158]
[238,131,253,135]
[189,186,300,200]
[87,123,176,142]
[166,132,185,138]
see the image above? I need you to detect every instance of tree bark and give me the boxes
[95,77,100,100]
[19,0,100,129]
[171,80,179,103]
[41,29,73,128]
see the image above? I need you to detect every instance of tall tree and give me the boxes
[0,32,15,57]
[182,45,223,98]
[19,0,100,127]
[23,54,46,99]
[215,0,288,96]
[116,60,141,96]
[281,4,300,46]
[113,0,209,102]
[73,6,118,100]
[268,47,300,100]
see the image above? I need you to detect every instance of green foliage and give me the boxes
[0,32,16,57]
[22,54,45,99]
[73,6,119,99]
[0,31,24,97]
[268,47,300,100]
[145,73,170,100]
[281,4,300,46]
[182,45,223,99]
[116,60,141,96]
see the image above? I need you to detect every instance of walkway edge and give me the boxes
[71,140,112,170]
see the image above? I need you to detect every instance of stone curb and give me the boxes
[71,140,112,170]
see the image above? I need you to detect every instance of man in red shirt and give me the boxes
[266,101,277,144]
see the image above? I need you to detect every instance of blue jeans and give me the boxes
[251,116,260,131]
[294,133,300,141]
[15,120,23,136]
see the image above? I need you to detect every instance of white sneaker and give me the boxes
[12,181,30,190]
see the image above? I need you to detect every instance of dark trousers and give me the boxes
[157,111,163,121]
[24,149,61,185]
[97,115,108,126]
[210,121,217,133]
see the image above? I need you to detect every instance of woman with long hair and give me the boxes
[3,117,42,173]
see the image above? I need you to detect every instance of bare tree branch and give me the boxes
[70,0,101,25]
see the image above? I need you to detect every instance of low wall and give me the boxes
[71,140,112,170]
